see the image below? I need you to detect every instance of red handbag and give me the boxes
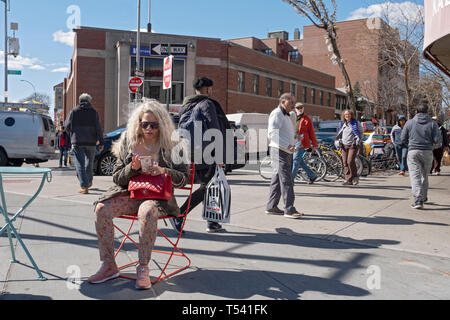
[128,173,173,200]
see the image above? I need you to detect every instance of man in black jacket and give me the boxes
[172,77,229,233]
[65,93,104,194]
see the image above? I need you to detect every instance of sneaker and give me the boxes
[399,171,406,176]
[206,222,224,233]
[436,172,441,176]
[352,177,360,186]
[411,202,424,210]
[88,263,120,284]
[78,188,89,194]
[169,216,185,234]
[342,181,353,186]
[265,207,284,215]
[284,211,304,219]
[135,265,152,290]
[308,177,317,185]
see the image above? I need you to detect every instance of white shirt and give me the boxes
[268,106,296,154]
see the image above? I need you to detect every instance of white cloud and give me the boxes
[348,1,424,25]
[0,51,41,70]
[51,67,70,73]
[52,30,75,47]
[30,65,45,70]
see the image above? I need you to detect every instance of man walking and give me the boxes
[266,93,302,219]
[290,103,318,184]
[430,116,449,176]
[65,93,104,194]
[173,77,230,233]
[56,126,71,168]
[401,105,442,209]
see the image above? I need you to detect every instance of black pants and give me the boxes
[180,165,216,217]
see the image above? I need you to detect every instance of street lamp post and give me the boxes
[20,79,36,101]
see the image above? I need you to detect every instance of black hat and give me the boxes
[193,77,214,90]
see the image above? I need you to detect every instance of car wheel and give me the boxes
[8,159,24,167]
[98,153,117,176]
[0,149,8,166]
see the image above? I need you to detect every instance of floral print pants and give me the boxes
[94,196,166,266]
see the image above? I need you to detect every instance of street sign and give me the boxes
[135,70,145,77]
[151,44,188,56]
[129,76,144,93]
[163,56,173,90]
[8,70,21,75]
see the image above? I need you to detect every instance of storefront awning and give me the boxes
[424,0,450,76]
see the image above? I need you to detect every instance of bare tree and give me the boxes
[20,93,51,106]
[420,61,450,118]
[376,2,424,119]
[282,0,356,111]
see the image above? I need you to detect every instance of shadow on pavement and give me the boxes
[78,267,371,300]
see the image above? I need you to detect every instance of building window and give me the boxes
[266,78,272,97]
[253,74,259,95]
[238,71,245,92]
[288,50,299,63]
[291,83,297,97]
[130,57,186,104]
[311,89,316,105]
[278,80,284,97]
[328,92,331,107]
[303,87,307,103]
[264,49,274,56]
[320,91,324,106]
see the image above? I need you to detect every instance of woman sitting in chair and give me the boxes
[88,99,189,290]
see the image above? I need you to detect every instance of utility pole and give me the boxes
[135,0,142,102]
[147,0,151,33]
[2,0,8,103]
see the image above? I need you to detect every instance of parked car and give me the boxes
[0,110,57,166]
[94,114,247,176]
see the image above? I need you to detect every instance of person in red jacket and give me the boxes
[290,103,318,184]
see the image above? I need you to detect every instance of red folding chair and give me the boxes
[113,164,195,285]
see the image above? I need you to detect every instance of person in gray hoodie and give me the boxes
[401,105,442,209]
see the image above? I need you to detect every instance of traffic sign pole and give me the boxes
[166,44,171,112]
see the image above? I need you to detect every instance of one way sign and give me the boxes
[150,44,188,56]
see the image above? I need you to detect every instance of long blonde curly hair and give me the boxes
[113,99,188,166]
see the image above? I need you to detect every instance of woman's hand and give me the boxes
[131,155,142,171]
[148,165,166,176]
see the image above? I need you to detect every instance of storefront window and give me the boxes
[130,57,186,104]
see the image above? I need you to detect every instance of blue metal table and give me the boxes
[0,167,52,281]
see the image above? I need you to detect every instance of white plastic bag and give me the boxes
[202,166,231,223]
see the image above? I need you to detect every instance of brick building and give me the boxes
[291,18,419,124]
[53,82,64,126]
[63,26,339,132]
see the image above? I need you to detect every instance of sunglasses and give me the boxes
[140,121,159,130]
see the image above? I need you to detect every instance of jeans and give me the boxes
[407,149,433,204]
[394,144,408,172]
[291,142,317,182]
[72,146,96,188]
[59,146,68,167]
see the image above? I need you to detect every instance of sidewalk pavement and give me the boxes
[1,160,449,300]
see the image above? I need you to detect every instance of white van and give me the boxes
[0,110,57,166]
[226,113,269,156]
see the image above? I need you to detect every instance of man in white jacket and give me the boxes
[266,93,303,219]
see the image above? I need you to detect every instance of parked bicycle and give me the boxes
[259,148,327,182]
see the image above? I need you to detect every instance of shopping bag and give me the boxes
[202,166,231,223]
[443,151,450,166]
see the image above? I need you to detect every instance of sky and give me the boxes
[0,0,424,115]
